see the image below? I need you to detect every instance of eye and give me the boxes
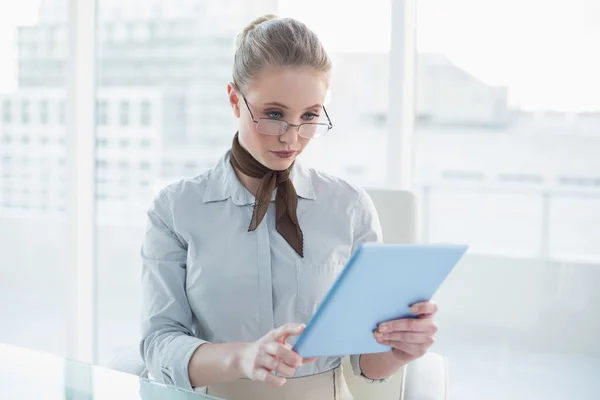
[302,112,319,121]
[265,110,283,119]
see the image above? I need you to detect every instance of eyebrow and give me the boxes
[263,101,322,111]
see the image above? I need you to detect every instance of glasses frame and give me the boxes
[241,96,333,138]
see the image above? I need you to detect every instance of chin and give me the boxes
[264,157,296,171]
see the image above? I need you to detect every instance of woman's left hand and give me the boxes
[373,301,439,364]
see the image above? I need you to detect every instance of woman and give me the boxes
[140,14,438,400]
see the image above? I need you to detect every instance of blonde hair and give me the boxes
[233,14,332,93]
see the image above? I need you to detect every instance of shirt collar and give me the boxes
[202,150,316,205]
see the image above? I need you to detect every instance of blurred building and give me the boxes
[0,88,163,223]
[329,52,510,129]
[1,0,276,223]
[18,0,261,145]
[0,89,66,214]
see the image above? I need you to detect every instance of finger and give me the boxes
[410,301,438,315]
[272,323,305,343]
[253,368,287,387]
[256,353,296,377]
[374,331,430,344]
[280,343,317,365]
[264,342,302,368]
[378,318,436,333]
[379,341,430,357]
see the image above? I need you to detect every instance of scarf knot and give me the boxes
[230,133,304,257]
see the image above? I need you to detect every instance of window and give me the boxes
[39,100,49,124]
[498,173,544,184]
[96,160,108,168]
[557,176,597,187]
[59,101,65,124]
[2,100,11,123]
[0,2,69,361]
[21,100,30,124]
[140,161,151,170]
[441,170,485,182]
[97,100,108,125]
[416,0,600,398]
[183,161,197,170]
[119,101,129,125]
[140,100,151,125]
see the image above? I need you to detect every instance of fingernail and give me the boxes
[279,378,287,386]
[411,305,420,313]
[374,331,382,338]
[379,324,388,332]
[376,338,384,343]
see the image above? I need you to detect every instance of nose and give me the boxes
[279,124,300,146]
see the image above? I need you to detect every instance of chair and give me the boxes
[108,189,448,400]
[340,188,448,400]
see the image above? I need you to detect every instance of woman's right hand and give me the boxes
[235,323,317,387]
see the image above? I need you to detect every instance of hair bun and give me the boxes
[235,14,278,49]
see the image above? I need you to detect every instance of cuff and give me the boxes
[161,335,207,391]
[350,354,389,384]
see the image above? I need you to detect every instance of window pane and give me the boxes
[416,1,600,398]
[140,100,151,126]
[95,0,392,365]
[118,100,129,126]
[279,0,391,186]
[2,100,11,123]
[21,100,30,123]
[0,2,69,357]
[39,99,49,124]
[97,99,108,125]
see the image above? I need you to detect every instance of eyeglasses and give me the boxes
[242,96,333,139]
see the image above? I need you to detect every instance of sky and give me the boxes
[1,0,599,112]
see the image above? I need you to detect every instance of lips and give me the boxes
[271,150,296,159]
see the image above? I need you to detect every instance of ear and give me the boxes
[227,82,241,118]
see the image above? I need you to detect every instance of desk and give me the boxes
[0,343,222,400]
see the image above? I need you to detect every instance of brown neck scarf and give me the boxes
[230,133,304,258]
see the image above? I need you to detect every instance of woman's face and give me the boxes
[228,66,330,171]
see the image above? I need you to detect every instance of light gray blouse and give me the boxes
[140,151,383,391]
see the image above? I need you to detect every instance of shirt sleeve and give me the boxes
[349,188,388,383]
[139,189,208,391]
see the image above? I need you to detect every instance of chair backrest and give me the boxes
[367,188,417,244]
[342,188,417,400]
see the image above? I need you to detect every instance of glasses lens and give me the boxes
[299,123,330,138]
[256,119,287,135]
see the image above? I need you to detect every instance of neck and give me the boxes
[233,167,262,196]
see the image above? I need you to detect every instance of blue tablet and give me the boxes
[293,243,468,358]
